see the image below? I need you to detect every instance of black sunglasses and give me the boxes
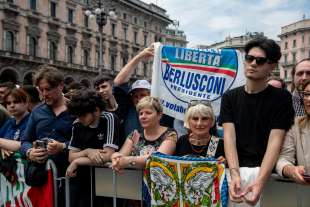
[245,54,270,66]
[188,100,212,108]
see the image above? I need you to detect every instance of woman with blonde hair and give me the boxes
[111,96,177,171]
[175,100,224,160]
[276,79,310,184]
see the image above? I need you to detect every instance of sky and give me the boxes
[142,0,310,47]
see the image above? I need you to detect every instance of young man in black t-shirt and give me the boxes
[219,38,294,206]
[66,89,119,207]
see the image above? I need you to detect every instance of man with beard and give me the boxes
[291,58,310,117]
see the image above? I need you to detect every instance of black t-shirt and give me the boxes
[219,85,294,167]
[175,134,224,158]
[69,112,120,151]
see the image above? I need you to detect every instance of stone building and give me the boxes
[0,0,172,87]
[165,27,188,48]
[278,17,310,91]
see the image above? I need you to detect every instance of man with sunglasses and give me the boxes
[219,38,294,206]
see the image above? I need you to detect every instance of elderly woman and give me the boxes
[276,79,310,184]
[175,100,224,159]
[111,96,177,171]
[0,88,30,157]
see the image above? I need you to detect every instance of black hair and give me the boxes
[244,38,281,63]
[93,75,113,88]
[0,82,16,90]
[67,89,106,116]
[22,85,41,103]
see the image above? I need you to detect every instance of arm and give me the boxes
[157,130,177,155]
[276,124,307,184]
[243,129,286,205]
[223,123,243,203]
[114,44,154,86]
[0,138,20,151]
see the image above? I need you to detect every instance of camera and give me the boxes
[36,137,51,149]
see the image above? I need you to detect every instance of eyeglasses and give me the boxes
[300,91,310,99]
[188,100,212,108]
[245,54,270,66]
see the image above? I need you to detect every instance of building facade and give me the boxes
[0,0,172,87]
[279,18,310,91]
[164,27,188,48]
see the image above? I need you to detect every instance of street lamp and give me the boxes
[85,0,117,75]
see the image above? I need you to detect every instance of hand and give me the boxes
[110,152,126,173]
[229,169,243,203]
[47,140,64,155]
[1,149,13,159]
[137,44,154,60]
[29,148,48,163]
[86,149,104,166]
[287,165,307,184]
[66,161,78,177]
[217,156,226,164]
[241,181,264,206]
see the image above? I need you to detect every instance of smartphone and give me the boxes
[36,140,47,149]
[303,173,310,182]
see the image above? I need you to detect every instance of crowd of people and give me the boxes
[0,38,309,207]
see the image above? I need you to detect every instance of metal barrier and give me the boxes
[91,167,310,207]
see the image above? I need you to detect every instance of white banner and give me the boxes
[151,43,245,121]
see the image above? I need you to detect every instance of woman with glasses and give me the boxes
[276,79,310,184]
[0,88,30,157]
[175,100,224,161]
[111,96,177,171]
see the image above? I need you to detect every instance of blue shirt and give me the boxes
[0,113,30,141]
[20,103,74,155]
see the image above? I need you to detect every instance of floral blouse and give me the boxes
[128,128,177,156]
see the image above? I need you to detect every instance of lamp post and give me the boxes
[85,0,116,75]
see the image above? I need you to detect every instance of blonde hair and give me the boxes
[184,104,215,129]
[136,96,163,114]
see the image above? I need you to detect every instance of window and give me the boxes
[302,35,305,43]
[144,21,147,28]
[144,34,147,46]
[284,70,288,80]
[134,17,137,24]
[84,15,89,28]
[111,23,116,38]
[5,31,14,52]
[49,41,57,61]
[122,55,128,66]
[29,36,37,57]
[110,54,116,70]
[50,1,56,17]
[30,0,36,10]
[123,27,127,41]
[68,8,74,24]
[134,31,138,44]
[284,42,288,49]
[123,13,127,20]
[292,52,296,63]
[83,50,89,66]
[67,46,74,64]
[284,54,287,64]
[143,63,147,76]
[7,0,14,3]
[293,39,296,48]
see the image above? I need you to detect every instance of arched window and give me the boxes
[29,37,37,57]
[5,31,14,52]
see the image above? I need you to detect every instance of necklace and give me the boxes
[190,143,207,153]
